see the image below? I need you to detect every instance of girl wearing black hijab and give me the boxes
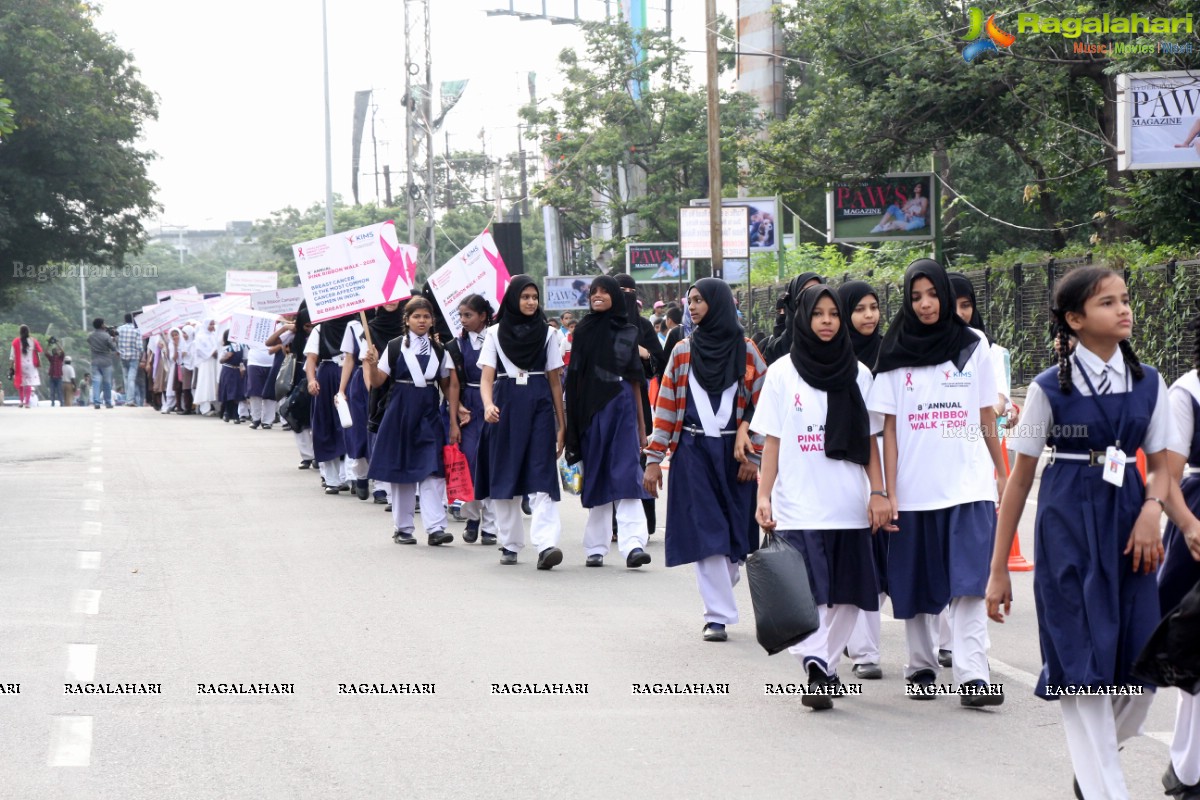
[565,276,653,568]
[752,285,891,709]
[644,278,768,642]
[949,272,1015,428]
[837,280,883,370]
[304,312,354,493]
[865,258,1007,705]
[266,302,315,468]
[762,271,826,364]
[477,275,568,570]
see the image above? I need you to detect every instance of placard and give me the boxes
[229,309,283,346]
[203,294,252,330]
[293,220,416,323]
[679,207,750,259]
[426,231,512,337]
[225,270,278,294]
[250,287,306,317]
[156,286,198,302]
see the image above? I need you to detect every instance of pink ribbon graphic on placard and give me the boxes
[481,231,512,303]
[380,234,415,302]
[905,372,913,387]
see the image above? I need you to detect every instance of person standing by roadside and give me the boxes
[10,324,43,407]
[46,339,65,406]
[62,356,77,407]
[117,313,143,406]
[87,318,117,409]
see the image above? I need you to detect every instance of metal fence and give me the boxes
[733,255,1200,389]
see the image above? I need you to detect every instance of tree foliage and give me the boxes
[0,0,159,306]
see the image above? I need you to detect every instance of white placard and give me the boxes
[250,286,306,316]
[1117,71,1200,170]
[156,286,198,302]
[426,231,512,337]
[203,294,252,329]
[225,270,278,294]
[679,206,750,259]
[293,220,416,323]
[229,309,282,345]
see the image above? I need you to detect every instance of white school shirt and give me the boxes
[340,320,366,359]
[247,339,275,368]
[866,328,998,511]
[478,326,565,374]
[376,333,453,379]
[991,342,1011,401]
[302,324,344,366]
[1009,342,1174,458]
[1167,370,1200,459]
[751,361,882,530]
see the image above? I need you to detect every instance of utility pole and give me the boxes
[424,1,435,272]
[321,0,334,236]
[404,1,416,245]
[518,125,529,218]
[704,0,724,278]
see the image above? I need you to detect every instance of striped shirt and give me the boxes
[644,338,768,465]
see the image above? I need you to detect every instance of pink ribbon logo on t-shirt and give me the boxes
[905,372,913,387]
[793,393,803,411]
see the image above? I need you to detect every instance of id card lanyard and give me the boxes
[1073,355,1130,487]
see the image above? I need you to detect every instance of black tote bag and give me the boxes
[746,531,820,656]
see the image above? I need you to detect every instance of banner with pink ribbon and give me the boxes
[426,230,512,337]
[292,220,416,323]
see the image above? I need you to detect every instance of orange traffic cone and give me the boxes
[1002,444,1034,572]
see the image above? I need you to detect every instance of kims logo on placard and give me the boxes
[962,8,1016,62]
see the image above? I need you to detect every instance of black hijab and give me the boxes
[837,280,883,369]
[764,272,826,363]
[495,274,548,371]
[318,313,352,360]
[689,278,746,392]
[421,281,453,343]
[292,301,311,357]
[874,259,980,375]
[613,272,642,321]
[368,300,408,349]
[564,276,643,464]
[948,272,989,341]
[790,285,871,465]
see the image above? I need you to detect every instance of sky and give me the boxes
[94,0,713,233]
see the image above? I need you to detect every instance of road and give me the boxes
[0,406,1182,799]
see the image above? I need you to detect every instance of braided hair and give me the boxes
[1051,266,1144,394]
[457,293,494,340]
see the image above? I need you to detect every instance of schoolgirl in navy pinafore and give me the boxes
[1160,371,1200,617]
[309,321,348,465]
[445,332,486,476]
[368,335,446,485]
[340,323,370,464]
[1031,363,1161,696]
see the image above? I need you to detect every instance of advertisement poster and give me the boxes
[624,243,692,285]
[826,174,935,243]
[292,221,416,323]
[544,276,598,311]
[427,230,512,337]
[1116,71,1200,170]
[678,207,750,260]
[250,287,306,317]
[688,196,781,253]
[225,270,279,294]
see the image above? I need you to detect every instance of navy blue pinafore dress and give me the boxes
[474,339,560,501]
[367,341,445,485]
[580,385,651,508]
[1031,364,1161,698]
[443,337,486,473]
[1159,378,1200,616]
[343,330,370,461]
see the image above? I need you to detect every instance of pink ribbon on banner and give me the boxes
[380,237,415,302]
[481,233,512,302]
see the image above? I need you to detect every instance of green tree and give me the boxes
[0,0,159,306]
[522,20,763,271]
[0,78,14,137]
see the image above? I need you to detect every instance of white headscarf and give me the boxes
[193,317,220,363]
[166,328,180,361]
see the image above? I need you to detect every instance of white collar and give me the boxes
[1073,343,1123,377]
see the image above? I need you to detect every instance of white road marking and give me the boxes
[84,481,103,494]
[87,466,102,475]
[72,590,100,615]
[89,455,102,464]
[65,644,97,682]
[89,447,101,454]
[81,499,100,513]
[47,716,92,767]
[81,522,101,537]
[986,657,1040,689]
[77,551,101,570]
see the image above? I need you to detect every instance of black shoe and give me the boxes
[385,504,392,512]
[249,420,261,429]
[373,493,388,505]
[585,554,604,567]
[959,679,1004,708]
[428,530,454,546]
[1163,762,1200,799]
[536,546,563,570]
[611,532,618,543]
[852,663,883,680]
[499,548,518,565]
[281,421,291,431]
[626,548,651,568]
[481,532,497,546]
[938,649,953,668]
[325,485,341,495]
[224,417,231,423]
[298,460,313,470]
[415,495,421,512]
[393,530,416,545]
[521,496,532,516]
[463,519,480,544]
[703,623,727,642]
[261,423,272,430]
[94,404,101,409]
[1072,776,1083,800]
[908,669,937,700]
[802,663,836,711]
[355,479,369,500]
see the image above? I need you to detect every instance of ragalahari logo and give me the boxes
[962,7,1016,62]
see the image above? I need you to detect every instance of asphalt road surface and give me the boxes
[0,406,1183,799]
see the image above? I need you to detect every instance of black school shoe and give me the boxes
[938,649,953,668]
[463,519,480,543]
[324,485,341,495]
[626,548,651,568]
[702,623,727,642]
[959,679,1004,708]
[298,460,313,470]
[908,669,937,700]
[537,546,563,570]
[585,554,604,567]
[802,663,836,711]
[1164,762,1200,799]
[355,479,369,500]
[428,530,454,546]
[393,530,416,545]
[373,492,388,504]
[499,548,518,565]
[249,420,261,429]
[480,532,497,546]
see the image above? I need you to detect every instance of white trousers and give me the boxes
[583,499,648,558]
[198,400,216,415]
[462,498,497,532]
[846,597,885,665]
[294,429,314,461]
[391,478,448,534]
[238,400,249,418]
[1061,694,1154,800]
[1173,690,1200,786]
[790,604,860,675]
[319,457,346,487]
[938,610,953,651]
[904,597,989,683]
[249,396,277,423]
[344,457,369,481]
[161,386,175,412]
[694,555,741,625]
[494,492,560,554]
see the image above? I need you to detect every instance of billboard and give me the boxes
[688,196,780,253]
[1117,70,1200,170]
[679,207,750,260]
[544,276,596,311]
[625,242,693,284]
[826,173,935,243]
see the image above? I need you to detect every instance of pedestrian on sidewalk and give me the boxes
[217,330,247,423]
[86,318,117,409]
[989,266,1185,799]
[337,316,372,498]
[267,304,314,468]
[116,313,143,406]
[192,318,221,416]
[62,356,77,407]
[304,313,351,492]
[644,279,766,642]
[10,324,43,408]
[46,338,65,406]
